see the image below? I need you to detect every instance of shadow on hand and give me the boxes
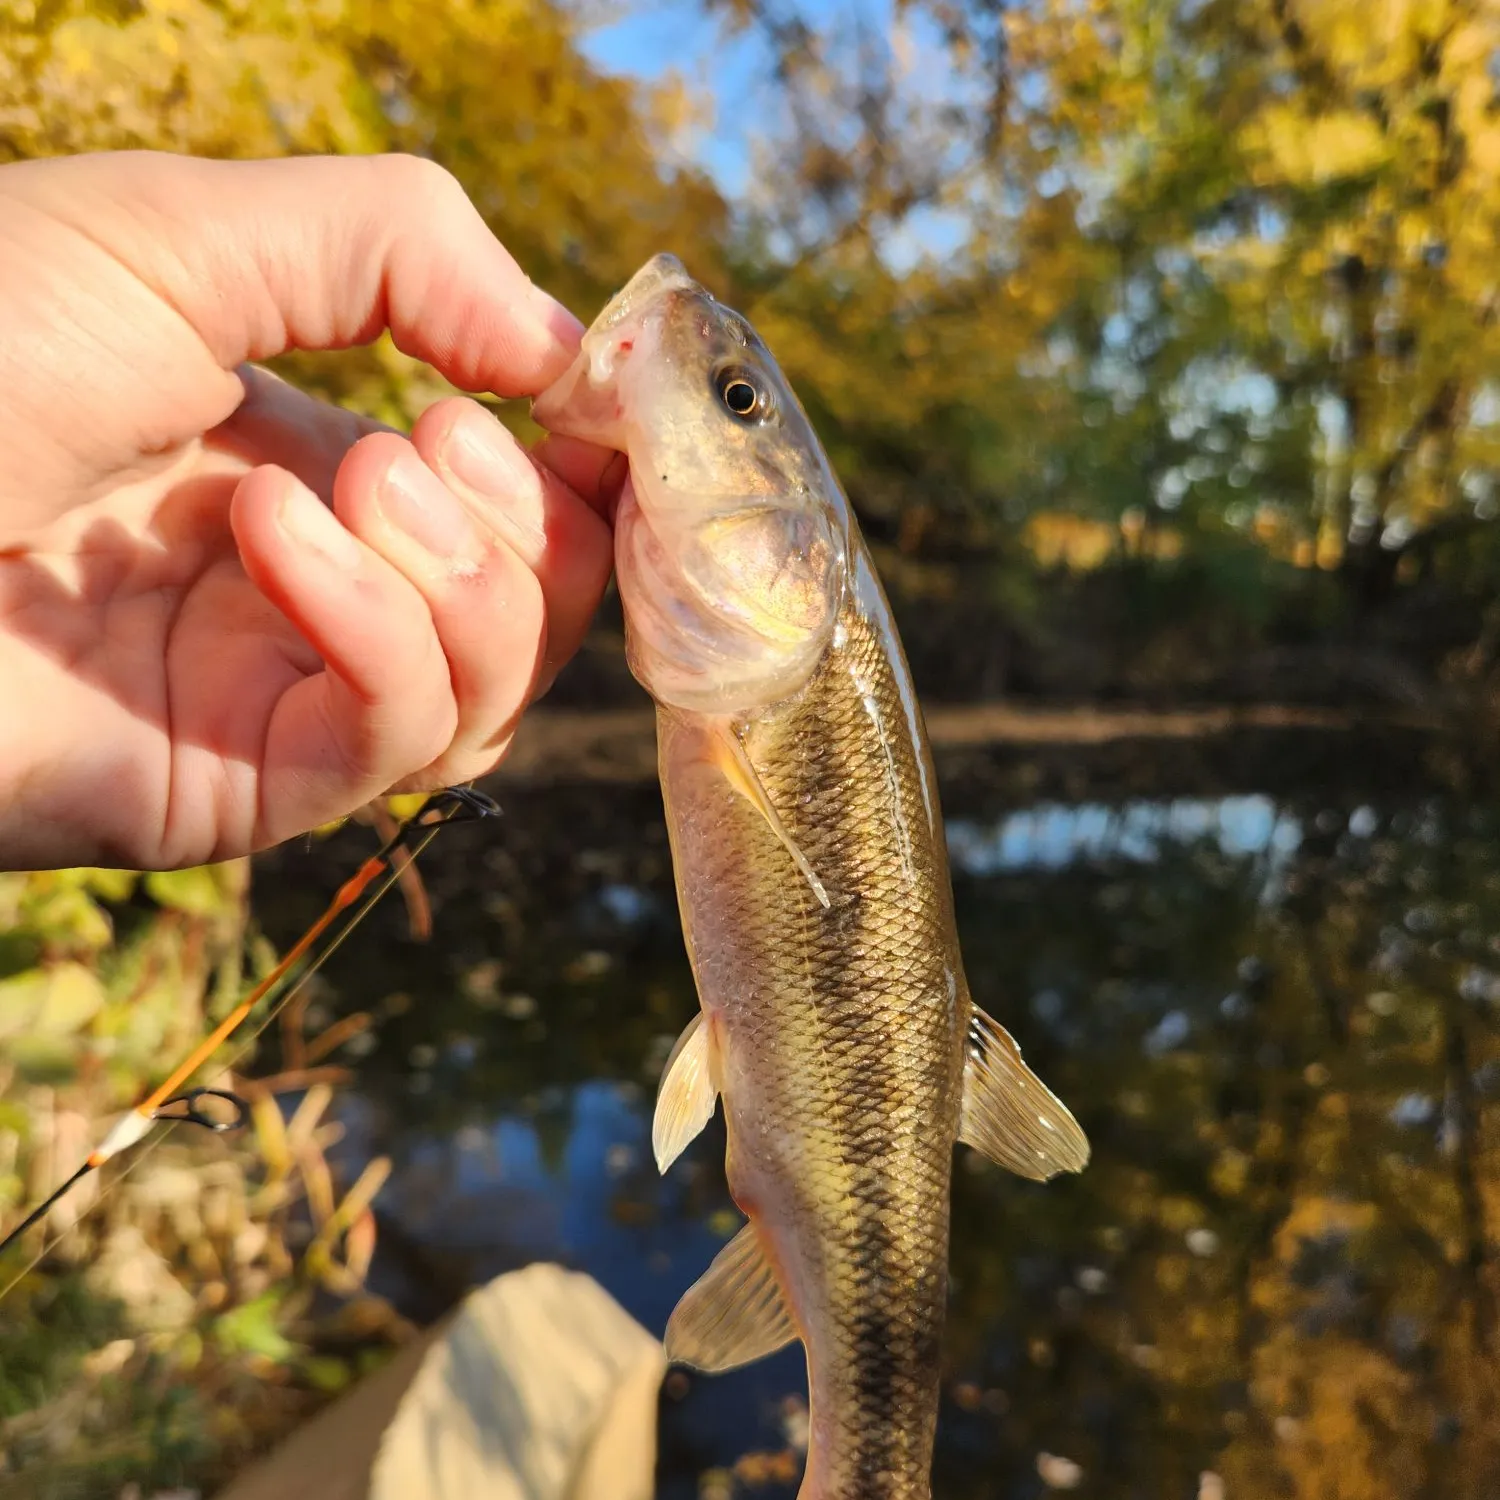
[0,468,322,869]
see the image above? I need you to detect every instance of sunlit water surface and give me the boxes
[256,731,1500,1500]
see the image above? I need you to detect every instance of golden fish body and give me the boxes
[533,255,1088,1500]
[657,571,961,1496]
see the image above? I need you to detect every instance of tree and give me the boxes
[698,0,1500,600]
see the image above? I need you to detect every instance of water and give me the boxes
[254,724,1500,1499]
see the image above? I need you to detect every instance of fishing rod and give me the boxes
[0,782,500,1282]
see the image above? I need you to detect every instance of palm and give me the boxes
[3,455,335,869]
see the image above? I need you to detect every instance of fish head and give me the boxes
[532,253,850,715]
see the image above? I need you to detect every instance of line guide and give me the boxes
[0,784,500,1286]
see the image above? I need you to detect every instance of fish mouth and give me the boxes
[530,350,627,448]
[596,254,700,332]
[531,253,700,445]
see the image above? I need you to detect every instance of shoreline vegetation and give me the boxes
[492,699,1436,787]
[0,855,422,1500]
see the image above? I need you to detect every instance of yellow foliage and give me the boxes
[1243,106,1393,188]
[1234,1332,1423,1500]
[1270,1196,1379,1267]
[1209,1147,1252,1198]
[1021,510,1184,570]
[1023,512,1118,571]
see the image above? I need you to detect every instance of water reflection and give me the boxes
[946,793,1303,877]
[253,745,1500,1499]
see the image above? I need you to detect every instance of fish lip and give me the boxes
[532,254,702,441]
[530,350,622,444]
[596,253,699,333]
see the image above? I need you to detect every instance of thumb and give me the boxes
[7,150,581,397]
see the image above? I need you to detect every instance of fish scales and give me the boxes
[666,588,961,1497]
[532,252,1088,1500]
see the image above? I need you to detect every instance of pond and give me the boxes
[251,713,1500,1500]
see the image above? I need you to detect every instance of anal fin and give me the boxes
[664,1222,801,1373]
[652,1010,720,1175]
[709,723,831,909]
[959,1006,1090,1181]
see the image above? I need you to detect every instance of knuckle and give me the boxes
[370,153,470,216]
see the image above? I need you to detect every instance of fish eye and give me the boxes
[715,366,767,421]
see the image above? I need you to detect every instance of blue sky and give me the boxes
[575,1,775,198]
[576,1,974,267]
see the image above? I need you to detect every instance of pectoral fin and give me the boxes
[959,1006,1090,1180]
[709,723,831,909]
[652,1011,721,1174]
[664,1223,801,1372]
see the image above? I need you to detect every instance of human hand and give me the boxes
[0,150,619,872]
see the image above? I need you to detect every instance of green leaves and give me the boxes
[0,962,104,1039]
[144,865,234,918]
[211,1292,300,1363]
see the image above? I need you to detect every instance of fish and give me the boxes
[531,254,1089,1500]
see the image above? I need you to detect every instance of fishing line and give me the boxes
[0,784,500,1300]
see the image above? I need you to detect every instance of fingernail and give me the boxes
[380,449,479,558]
[280,487,362,570]
[443,412,548,553]
[445,409,534,496]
